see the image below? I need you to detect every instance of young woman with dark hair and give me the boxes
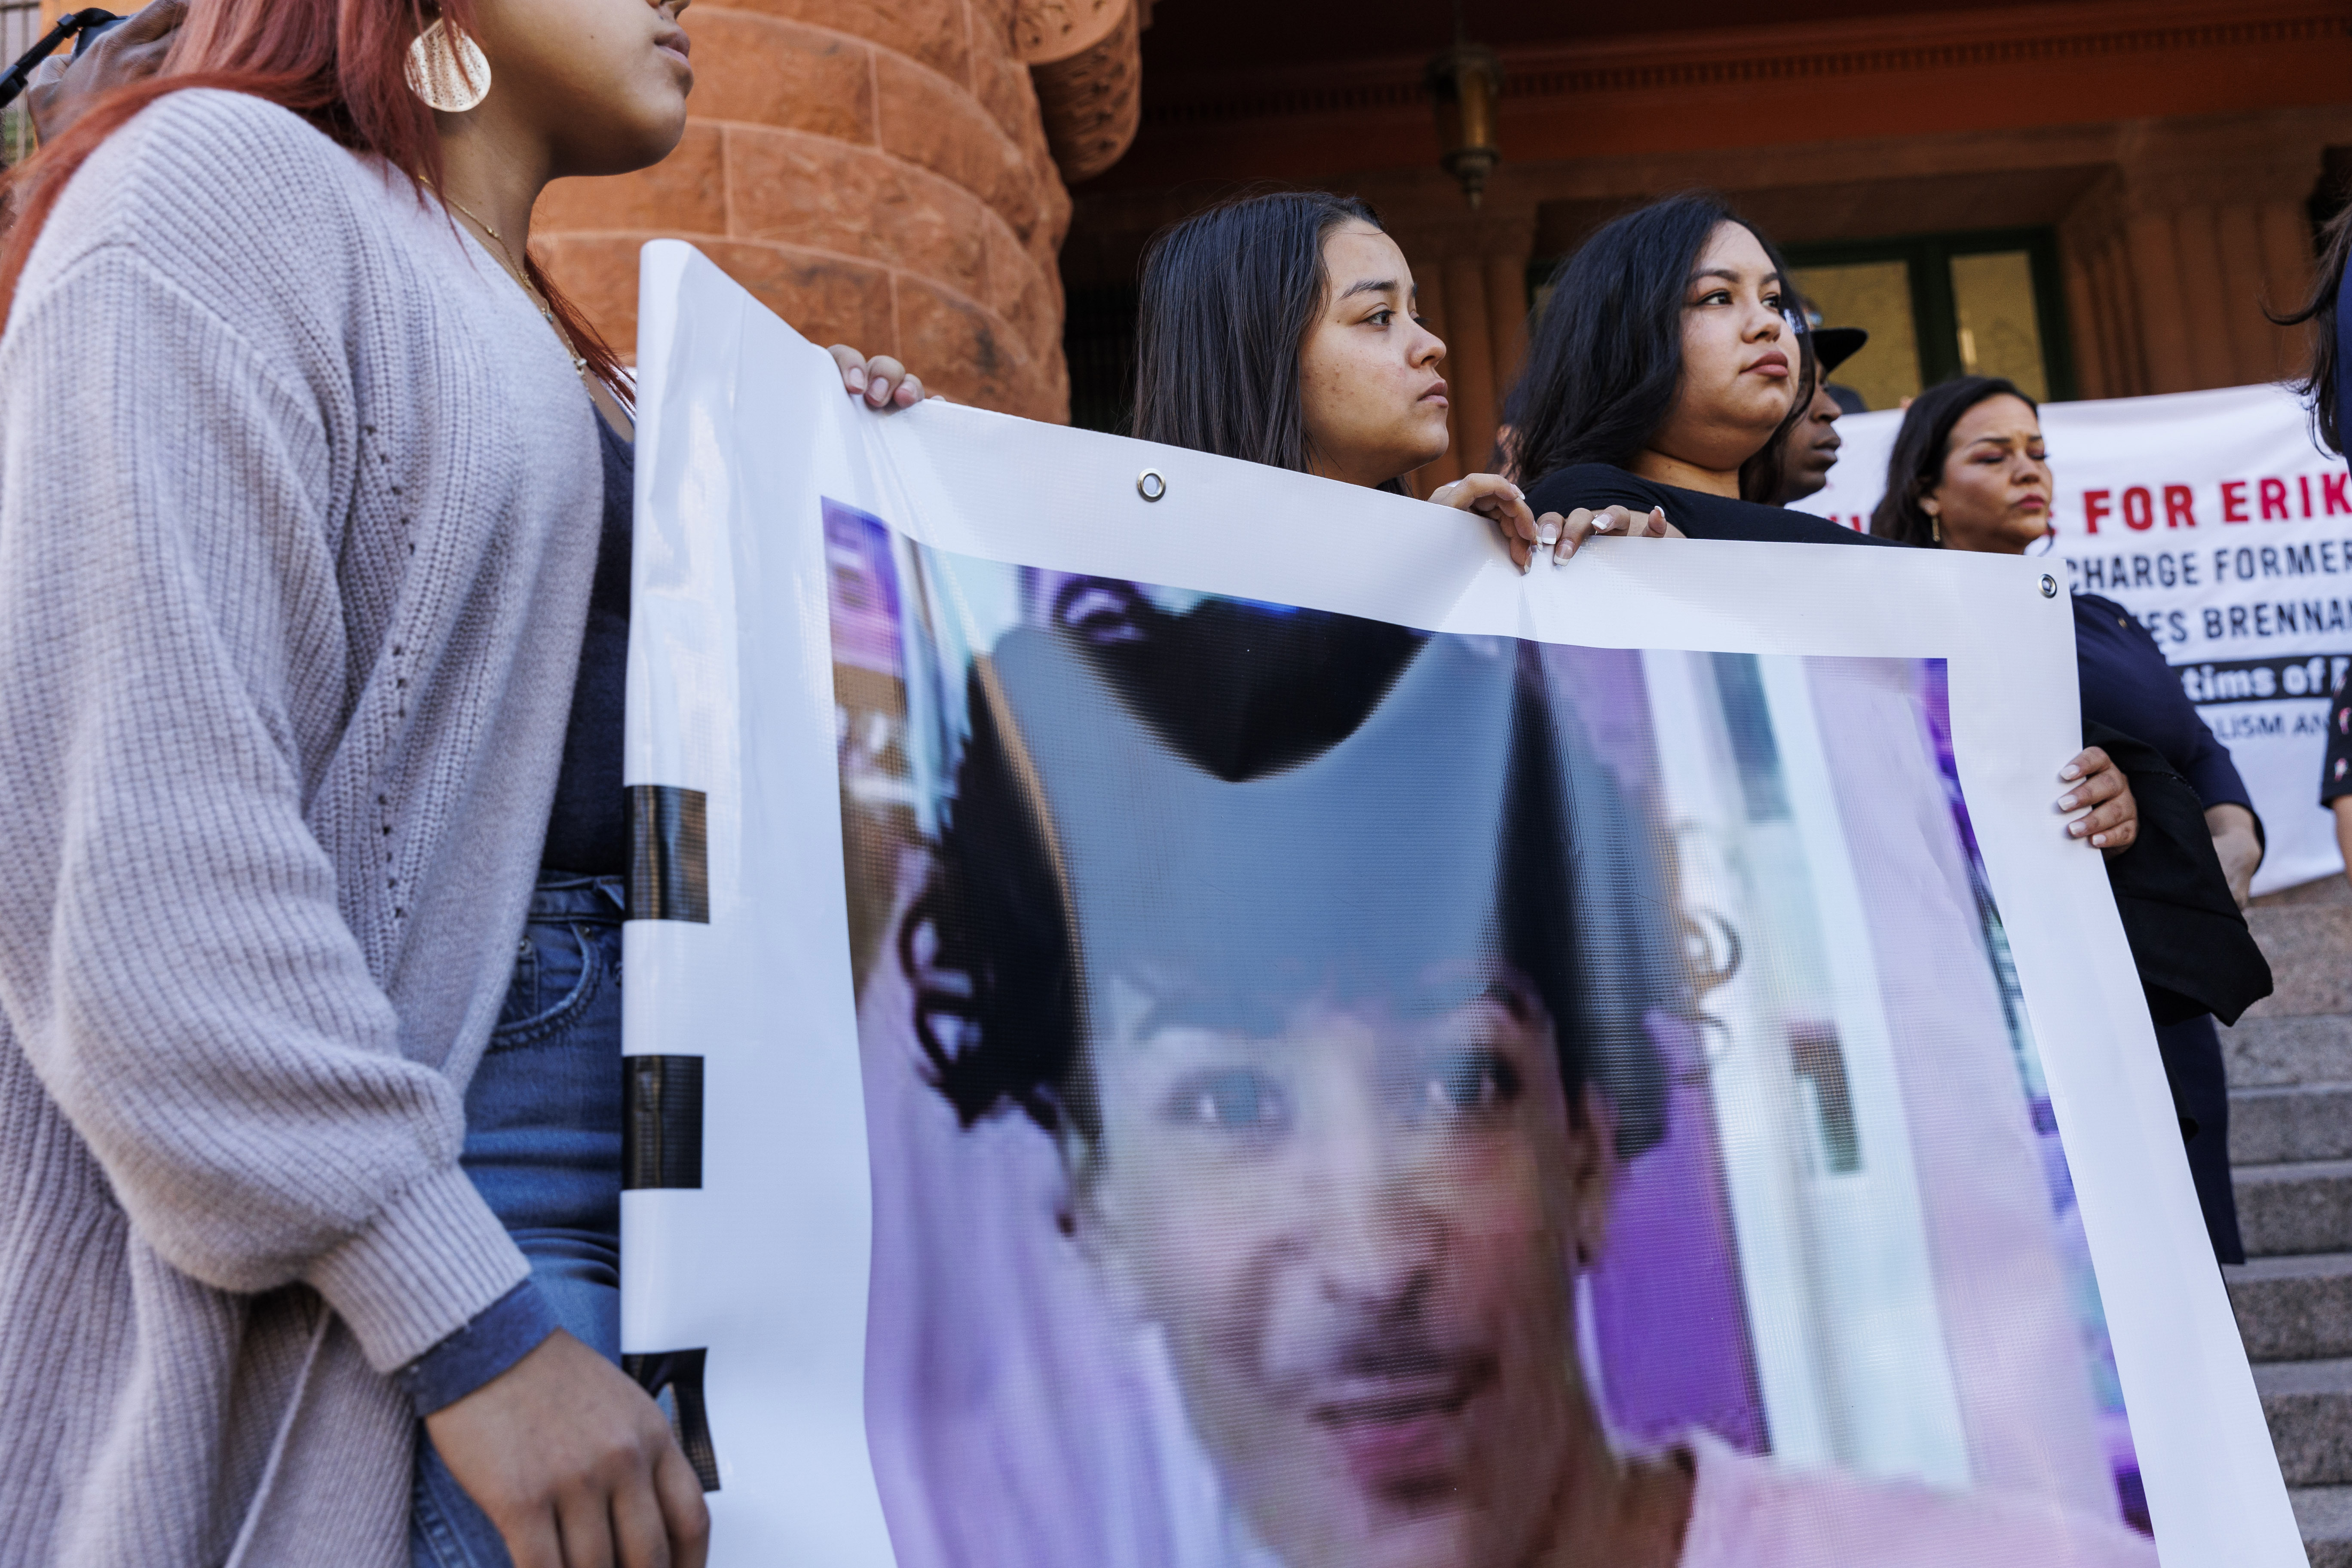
[1132,190,1675,570]
[1498,196,2134,861]
[1506,194,1871,547]
[0,3,911,1565]
[1873,375,2269,1265]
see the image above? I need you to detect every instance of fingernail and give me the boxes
[846,367,866,391]
[2092,833,2108,847]
[2057,793,2077,810]
[1537,521,1560,549]
[2069,821,2086,836]
[2060,765,2082,780]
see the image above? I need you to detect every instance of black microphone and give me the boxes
[0,10,122,115]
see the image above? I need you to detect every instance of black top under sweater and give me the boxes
[540,415,633,874]
[1523,463,1899,547]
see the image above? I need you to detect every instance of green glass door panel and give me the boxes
[1790,260,1923,413]
[1784,228,2075,404]
[1948,250,2049,401]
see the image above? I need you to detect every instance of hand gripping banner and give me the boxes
[620,241,2300,1567]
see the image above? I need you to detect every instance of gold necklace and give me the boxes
[429,184,592,379]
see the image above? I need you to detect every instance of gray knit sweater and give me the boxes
[0,92,604,1565]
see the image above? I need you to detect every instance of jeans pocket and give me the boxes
[488,923,601,1046]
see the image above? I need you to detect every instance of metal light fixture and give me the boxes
[1427,22,1501,210]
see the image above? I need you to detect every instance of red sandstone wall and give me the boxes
[535,0,1074,422]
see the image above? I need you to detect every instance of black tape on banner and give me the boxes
[624,1054,704,1190]
[624,1348,721,1492]
[627,784,709,922]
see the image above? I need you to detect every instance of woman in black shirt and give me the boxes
[1508,195,1889,549]
[1501,194,2135,858]
[1129,189,1675,567]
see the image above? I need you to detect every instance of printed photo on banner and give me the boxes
[822,499,2156,1568]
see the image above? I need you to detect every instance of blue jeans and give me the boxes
[410,872,627,1568]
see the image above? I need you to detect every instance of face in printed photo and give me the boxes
[1069,963,1618,1568]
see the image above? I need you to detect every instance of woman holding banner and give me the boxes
[1490,194,2137,856]
[1871,375,2271,1265]
[1505,196,1886,552]
[1129,190,1678,572]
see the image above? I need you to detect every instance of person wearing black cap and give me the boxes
[1509,196,1889,550]
[1771,322,1868,505]
[1816,322,1871,416]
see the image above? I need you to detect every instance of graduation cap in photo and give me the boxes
[914,586,1681,1155]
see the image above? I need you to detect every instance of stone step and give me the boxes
[2302,1486,2352,1568]
[2238,1160,2352,1258]
[2252,874,2352,909]
[2223,1015,2352,1090]
[2245,904,2352,1018]
[2260,1357,2352,1487]
[2230,1251,2352,1361]
[2236,1083,2352,1165]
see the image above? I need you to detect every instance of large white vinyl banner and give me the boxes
[620,242,2300,1568]
[1797,383,2348,893]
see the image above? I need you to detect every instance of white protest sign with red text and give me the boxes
[1798,383,2347,894]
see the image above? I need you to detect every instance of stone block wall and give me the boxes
[532,0,1079,421]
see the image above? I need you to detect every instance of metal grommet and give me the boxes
[1137,469,1167,502]
[2040,573,2058,598]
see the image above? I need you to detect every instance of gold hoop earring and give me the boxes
[405,20,491,113]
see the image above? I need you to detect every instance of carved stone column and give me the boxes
[1396,215,1536,483]
[1443,257,1499,472]
[1486,251,1532,404]
[2061,174,2151,401]
[2063,115,2331,398]
[1017,0,1144,185]
[530,0,1078,420]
